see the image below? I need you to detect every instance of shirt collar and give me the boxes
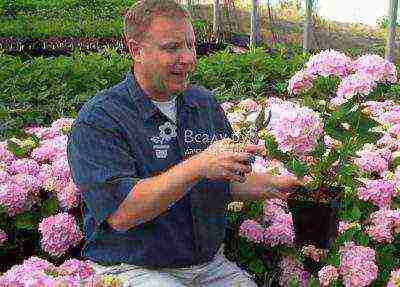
[125,69,199,121]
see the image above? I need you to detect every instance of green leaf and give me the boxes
[40,197,60,217]
[311,138,327,158]
[248,258,266,275]
[349,205,361,221]
[308,278,320,287]
[286,158,308,178]
[14,211,40,230]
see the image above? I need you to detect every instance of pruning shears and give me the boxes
[237,104,272,174]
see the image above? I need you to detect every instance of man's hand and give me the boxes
[230,171,305,202]
[268,175,305,200]
[195,138,260,183]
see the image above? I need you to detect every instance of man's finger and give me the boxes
[243,144,266,155]
[231,152,253,163]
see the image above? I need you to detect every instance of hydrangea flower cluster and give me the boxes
[263,199,295,247]
[330,73,377,107]
[236,98,260,113]
[267,100,324,155]
[0,256,122,286]
[288,50,398,107]
[353,144,391,174]
[338,221,360,234]
[318,265,339,287]
[365,208,400,243]
[288,70,314,95]
[278,256,310,287]
[287,50,353,96]
[0,229,8,245]
[238,219,264,244]
[301,244,328,262]
[338,242,378,287]
[38,212,83,257]
[357,179,396,207]
[387,269,400,287]
[352,54,398,83]
[0,181,38,216]
[306,50,353,79]
[220,101,235,113]
[0,118,81,219]
[362,100,397,118]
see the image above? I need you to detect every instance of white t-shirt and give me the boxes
[151,95,177,123]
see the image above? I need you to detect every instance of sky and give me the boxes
[263,0,392,27]
[317,0,390,26]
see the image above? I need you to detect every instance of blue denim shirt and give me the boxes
[67,71,234,268]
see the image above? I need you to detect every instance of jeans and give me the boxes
[90,245,258,287]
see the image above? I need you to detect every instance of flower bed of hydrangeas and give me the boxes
[1,49,400,286]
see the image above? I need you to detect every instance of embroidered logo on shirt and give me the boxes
[150,122,177,159]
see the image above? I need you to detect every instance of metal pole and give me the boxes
[385,0,399,62]
[250,0,261,46]
[303,0,313,52]
[213,0,221,42]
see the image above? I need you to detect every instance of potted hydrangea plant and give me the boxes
[258,50,399,250]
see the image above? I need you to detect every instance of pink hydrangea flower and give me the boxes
[305,49,353,78]
[377,109,400,126]
[339,242,378,287]
[51,156,72,192]
[354,144,391,173]
[252,156,268,173]
[338,221,359,234]
[288,70,314,95]
[51,118,75,133]
[58,259,95,282]
[23,126,62,141]
[57,180,81,210]
[31,135,68,163]
[358,179,396,207]
[387,269,400,287]
[324,135,341,149]
[362,100,397,117]
[239,219,265,243]
[237,98,260,113]
[0,256,56,286]
[220,101,235,113]
[11,173,42,196]
[0,169,11,184]
[377,133,400,151]
[37,164,57,192]
[268,101,324,155]
[7,158,40,176]
[331,73,377,107]
[301,245,328,262]
[366,208,400,243]
[279,256,310,287]
[0,181,36,216]
[0,141,17,164]
[0,229,7,245]
[263,199,295,247]
[38,213,83,257]
[318,265,339,287]
[352,54,398,83]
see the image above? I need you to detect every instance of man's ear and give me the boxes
[126,38,143,63]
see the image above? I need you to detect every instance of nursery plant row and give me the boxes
[0,45,311,139]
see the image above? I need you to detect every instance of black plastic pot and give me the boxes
[287,187,342,249]
[195,42,229,56]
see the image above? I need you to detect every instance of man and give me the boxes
[67,1,301,286]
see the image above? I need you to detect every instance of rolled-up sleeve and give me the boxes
[67,113,141,229]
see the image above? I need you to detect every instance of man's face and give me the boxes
[137,16,197,97]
